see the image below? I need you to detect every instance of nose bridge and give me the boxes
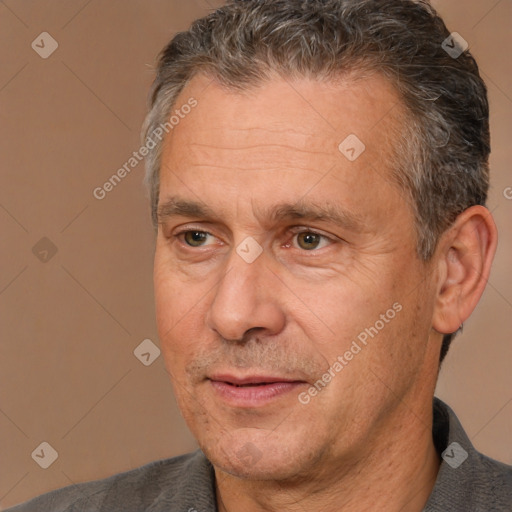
[206,248,285,341]
[221,254,258,306]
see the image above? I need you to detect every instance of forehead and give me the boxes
[165,71,403,157]
[158,72,408,221]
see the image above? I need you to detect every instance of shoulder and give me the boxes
[425,398,512,511]
[472,452,512,508]
[5,450,216,512]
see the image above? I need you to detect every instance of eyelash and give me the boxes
[176,230,218,247]
[173,227,336,251]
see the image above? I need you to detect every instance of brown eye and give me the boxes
[183,231,210,247]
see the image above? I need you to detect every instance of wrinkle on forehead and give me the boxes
[166,122,340,181]
[162,73,402,174]
[180,120,338,159]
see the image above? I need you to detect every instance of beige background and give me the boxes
[0,0,510,508]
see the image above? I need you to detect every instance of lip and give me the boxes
[209,373,302,386]
[208,373,307,407]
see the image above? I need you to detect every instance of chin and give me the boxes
[198,427,318,481]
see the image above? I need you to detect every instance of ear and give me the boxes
[432,205,498,335]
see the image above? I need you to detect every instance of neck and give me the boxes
[215,402,440,512]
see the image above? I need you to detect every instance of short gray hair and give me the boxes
[143,0,490,360]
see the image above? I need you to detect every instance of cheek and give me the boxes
[289,275,387,352]
[154,263,179,335]
[291,268,414,386]
[154,246,205,326]
[154,256,207,369]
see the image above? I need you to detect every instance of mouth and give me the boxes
[207,374,307,407]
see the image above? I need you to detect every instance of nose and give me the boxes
[206,250,286,342]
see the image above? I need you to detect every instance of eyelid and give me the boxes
[172,225,225,250]
[171,222,216,237]
[288,226,338,241]
[173,225,213,235]
[286,226,339,251]
[170,224,341,250]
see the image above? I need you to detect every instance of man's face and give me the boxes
[154,73,439,480]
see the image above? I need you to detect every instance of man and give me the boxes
[8,0,511,510]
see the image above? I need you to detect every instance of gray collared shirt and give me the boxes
[6,398,512,511]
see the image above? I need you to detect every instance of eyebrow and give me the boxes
[157,197,216,224]
[269,202,366,232]
[157,196,366,232]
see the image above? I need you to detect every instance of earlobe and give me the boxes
[432,205,498,335]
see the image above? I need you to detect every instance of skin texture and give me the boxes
[153,73,497,512]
